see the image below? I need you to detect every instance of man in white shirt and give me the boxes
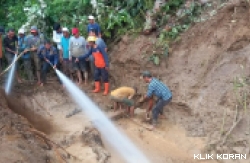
[53,23,63,54]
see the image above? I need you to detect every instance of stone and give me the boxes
[238,159,250,163]
[232,147,245,154]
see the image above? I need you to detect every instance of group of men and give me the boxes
[0,15,172,130]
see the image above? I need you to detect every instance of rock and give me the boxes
[222,160,235,163]
[245,147,250,155]
[238,159,250,163]
[232,147,245,154]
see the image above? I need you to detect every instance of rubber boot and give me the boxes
[93,82,100,93]
[103,83,109,96]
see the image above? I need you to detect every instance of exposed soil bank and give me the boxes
[16,85,215,163]
[110,0,250,157]
[2,1,250,162]
[0,89,78,163]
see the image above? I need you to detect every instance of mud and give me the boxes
[0,89,79,163]
[4,93,54,134]
[109,0,250,158]
[2,0,250,162]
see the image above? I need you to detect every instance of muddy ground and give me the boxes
[1,82,215,163]
[1,0,250,163]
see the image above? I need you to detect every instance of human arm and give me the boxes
[127,89,136,100]
[59,37,64,61]
[37,45,44,59]
[99,47,109,67]
[53,48,59,66]
[139,84,154,103]
[3,38,16,54]
[79,48,92,60]
[68,38,72,60]
[53,30,61,44]
[75,38,89,61]
[87,25,90,34]
[97,24,101,37]
[20,37,31,54]
[102,40,107,52]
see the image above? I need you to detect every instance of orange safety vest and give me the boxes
[93,51,106,68]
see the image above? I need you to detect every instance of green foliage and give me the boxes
[162,0,184,14]
[43,0,93,36]
[103,0,154,17]
[0,0,152,39]
[0,0,28,29]
[159,1,202,41]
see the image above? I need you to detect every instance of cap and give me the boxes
[142,71,152,78]
[30,26,38,32]
[62,27,69,32]
[88,15,95,20]
[18,28,25,34]
[72,28,79,35]
[87,36,97,42]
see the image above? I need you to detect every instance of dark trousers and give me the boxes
[152,97,172,123]
[89,55,95,80]
[94,67,108,83]
[41,61,62,84]
[40,61,50,83]
[22,58,33,81]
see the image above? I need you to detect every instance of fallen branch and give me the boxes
[221,117,242,145]
[82,127,111,163]
[219,107,227,140]
[29,128,79,160]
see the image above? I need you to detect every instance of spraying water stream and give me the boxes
[55,69,150,163]
[5,54,18,95]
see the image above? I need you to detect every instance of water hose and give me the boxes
[0,50,28,77]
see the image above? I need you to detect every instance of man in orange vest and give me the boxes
[79,36,109,95]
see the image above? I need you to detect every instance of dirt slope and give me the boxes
[0,89,79,163]
[110,0,250,154]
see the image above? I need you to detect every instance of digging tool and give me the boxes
[0,49,30,77]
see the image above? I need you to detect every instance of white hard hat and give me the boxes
[18,28,25,34]
[62,27,69,32]
[88,15,95,20]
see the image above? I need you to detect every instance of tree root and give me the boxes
[82,127,111,163]
[220,104,242,145]
[221,117,242,145]
[28,129,80,161]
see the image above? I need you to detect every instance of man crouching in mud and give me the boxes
[110,86,137,118]
[139,71,172,130]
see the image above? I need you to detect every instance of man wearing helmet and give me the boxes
[79,36,109,95]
